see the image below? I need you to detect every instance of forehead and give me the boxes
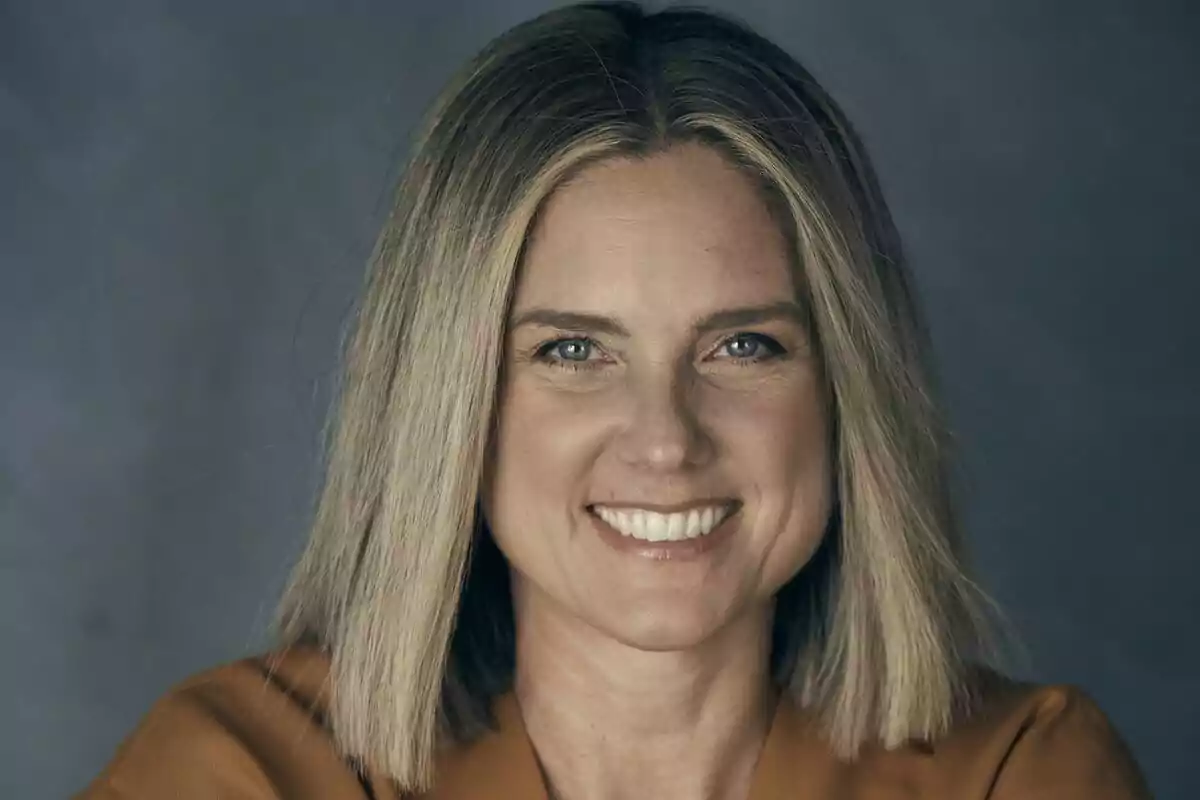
[514,143,797,312]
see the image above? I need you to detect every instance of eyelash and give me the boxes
[531,333,787,373]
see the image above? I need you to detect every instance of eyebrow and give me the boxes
[508,300,809,337]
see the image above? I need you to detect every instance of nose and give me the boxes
[612,368,714,471]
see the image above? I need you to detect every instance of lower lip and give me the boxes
[586,506,741,561]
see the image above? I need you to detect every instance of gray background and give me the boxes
[2,0,1197,797]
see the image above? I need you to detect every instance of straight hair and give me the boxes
[276,2,1002,790]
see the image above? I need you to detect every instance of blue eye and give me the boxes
[533,337,603,371]
[553,339,592,361]
[531,332,786,373]
[718,333,785,362]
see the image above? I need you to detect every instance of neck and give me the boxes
[511,583,779,800]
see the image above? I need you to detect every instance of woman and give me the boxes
[79,2,1151,798]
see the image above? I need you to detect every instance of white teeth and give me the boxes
[592,505,733,542]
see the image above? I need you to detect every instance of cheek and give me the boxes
[483,379,605,528]
[713,377,831,479]
[711,381,833,572]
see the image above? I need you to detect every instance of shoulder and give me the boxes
[76,647,381,800]
[921,669,1152,798]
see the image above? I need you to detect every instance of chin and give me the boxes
[587,603,740,653]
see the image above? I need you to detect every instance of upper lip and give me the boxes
[588,499,740,514]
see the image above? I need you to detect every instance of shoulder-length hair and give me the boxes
[276,0,999,789]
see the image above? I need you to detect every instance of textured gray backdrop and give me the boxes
[2,1,1197,797]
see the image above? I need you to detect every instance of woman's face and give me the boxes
[482,142,833,651]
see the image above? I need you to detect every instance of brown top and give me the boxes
[76,647,1151,799]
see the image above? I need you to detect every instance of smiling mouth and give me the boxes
[586,502,740,542]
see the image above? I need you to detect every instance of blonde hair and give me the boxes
[276,1,1001,789]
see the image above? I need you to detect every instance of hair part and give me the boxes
[276,1,1004,789]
